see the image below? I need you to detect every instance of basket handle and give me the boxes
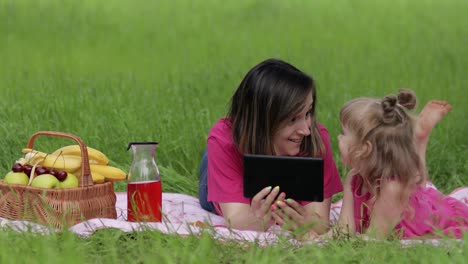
[26,131,93,188]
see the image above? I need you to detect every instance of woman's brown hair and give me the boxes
[228,58,324,157]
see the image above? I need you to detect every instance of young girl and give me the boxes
[331,90,468,239]
[198,58,343,232]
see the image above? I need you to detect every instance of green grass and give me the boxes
[0,228,466,264]
[0,0,467,262]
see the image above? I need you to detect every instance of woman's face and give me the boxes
[272,94,313,156]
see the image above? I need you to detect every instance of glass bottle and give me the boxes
[127,142,162,222]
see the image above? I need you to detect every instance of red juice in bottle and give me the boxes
[127,180,162,222]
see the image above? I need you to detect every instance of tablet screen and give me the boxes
[243,154,324,202]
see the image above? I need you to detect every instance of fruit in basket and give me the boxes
[51,145,109,165]
[23,149,81,172]
[89,164,127,182]
[31,174,60,188]
[23,165,33,176]
[55,170,68,181]
[91,172,105,184]
[21,145,127,185]
[12,163,24,172]
[4,171,29,185]
[35,166,49,176]
[58,172,79,188]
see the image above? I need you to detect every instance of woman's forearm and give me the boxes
[224,212,273,231]
[307,214,330,235]
[220,203,274,231]
[303,198,333,235]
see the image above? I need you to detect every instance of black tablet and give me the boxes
[243,154,324,202]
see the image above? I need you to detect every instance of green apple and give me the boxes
[4,171,29,185]
[58,173,79,188]
[31,174,60,188]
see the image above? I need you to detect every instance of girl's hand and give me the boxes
[250,186,285,226]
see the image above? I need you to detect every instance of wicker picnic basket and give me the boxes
[0,131,117,229]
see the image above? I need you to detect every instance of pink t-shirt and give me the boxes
[207,118,343,215]
[351,175,468,238]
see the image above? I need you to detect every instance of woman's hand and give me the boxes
[271,199,308,232]
[250,186,285,227]
[219,186,285,231]
[271,198,331,238]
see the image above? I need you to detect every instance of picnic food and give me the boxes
[7,145,127,187]
[31,173,60,188]
[0,131,118,229]
[3,171,29,185]
[4,161,81,188]
[87,164,127,182]
[57,172,79,188]
[22,149,82,172]
[51,145,110,165]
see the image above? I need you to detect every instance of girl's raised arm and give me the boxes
[337,170,357,235]
[366,180,405,239]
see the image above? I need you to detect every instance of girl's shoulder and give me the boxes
[380,180,406,195]
[348,171,363,189]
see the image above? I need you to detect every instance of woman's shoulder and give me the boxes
[315,122,333,146]
[207,118,242,163]
[208,118,234,143]
[315,121,330,137]
[209,117,231,133]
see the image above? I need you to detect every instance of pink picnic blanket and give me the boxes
[1,183,467,246]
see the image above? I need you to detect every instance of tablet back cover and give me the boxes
[243,154,324,202]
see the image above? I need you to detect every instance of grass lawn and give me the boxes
[0,0,467,263]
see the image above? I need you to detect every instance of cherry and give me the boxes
[48,169,58,176]
[12,163,24,173]
[55,170,68,181]
[23,165,33,176]
[35,166,49,175]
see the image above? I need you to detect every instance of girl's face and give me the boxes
[338,126,354,166]
[273,95,313,156]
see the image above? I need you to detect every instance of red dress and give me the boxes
[351,175,468,238]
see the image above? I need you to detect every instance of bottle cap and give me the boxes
[127,142,159,150]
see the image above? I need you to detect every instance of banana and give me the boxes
[91,172,106,184]
[23,148,48,162]
[22,148,81,172]
[15,157,27,165]
[89,164,127,182]
[51,145,109,165]
[72,169,106,184]
[22,148,126,183]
